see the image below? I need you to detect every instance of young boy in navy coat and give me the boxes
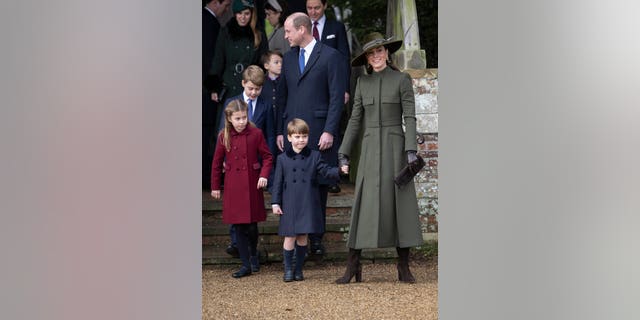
[271,118,339,282]
[221,65,276,258]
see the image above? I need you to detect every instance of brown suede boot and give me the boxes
[335,248,362,284]
[396,247,416,283]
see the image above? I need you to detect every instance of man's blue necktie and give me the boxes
[298,48,305,73]
[247,99,253,121]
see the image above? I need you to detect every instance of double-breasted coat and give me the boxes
[271,147,339,236]
[211,125,273,225]
[338,67,423,249]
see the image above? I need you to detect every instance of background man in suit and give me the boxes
[306,0,350,195]
[203,0,232,189]
[306,0,350,104]
[276,12,347,256]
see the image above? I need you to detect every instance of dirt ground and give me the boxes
[202,258,438,320]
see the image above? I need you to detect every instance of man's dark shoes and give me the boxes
[310,241,325,256]
[328,184,341,193]
[232,266,251,278]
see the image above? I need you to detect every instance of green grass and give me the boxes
[414,240,438,258]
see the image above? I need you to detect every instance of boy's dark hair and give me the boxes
[261,50,283,66]
[287,118,309,136]
[242,65,265,86]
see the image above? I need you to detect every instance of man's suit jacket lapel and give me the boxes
[299,43,322,81]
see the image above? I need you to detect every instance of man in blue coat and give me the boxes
[306,0,350,194]
[276,12,347,256]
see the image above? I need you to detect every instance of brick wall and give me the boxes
[408,69,438,239]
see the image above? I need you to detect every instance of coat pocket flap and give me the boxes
[363,96,374,105]
[313,110,328,118]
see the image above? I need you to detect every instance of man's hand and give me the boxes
[277,135,284,151]
[318,132,334,151]
[344,92,350,105]
[211,92,219,102]
[272,204,283,215]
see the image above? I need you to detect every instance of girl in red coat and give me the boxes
[211,99,273,278]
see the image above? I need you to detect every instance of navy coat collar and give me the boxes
[285,146,311,158]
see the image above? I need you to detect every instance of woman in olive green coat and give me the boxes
[336,32,423,284]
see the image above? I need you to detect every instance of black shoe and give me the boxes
[283,270,294,282]
[294,271,304,281]
[225,245,239,258]
[310,241,325,256]
[232,266,251,278]
[250,256,260,272]
[328,184,341,193]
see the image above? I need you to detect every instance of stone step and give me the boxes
[202,242,398,265]
[202,183,358,265]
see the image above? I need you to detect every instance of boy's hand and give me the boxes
[211,92,219,102]
[257,177,268,189]
[341,165,349,175]
[211,190,221,199]
[272,204,283,215]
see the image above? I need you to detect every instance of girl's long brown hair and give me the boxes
[220,99,255,152]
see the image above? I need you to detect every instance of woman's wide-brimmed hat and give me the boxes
[351,32,403,67]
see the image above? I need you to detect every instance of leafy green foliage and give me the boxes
[329,0,437,67]
[415,240,439,258]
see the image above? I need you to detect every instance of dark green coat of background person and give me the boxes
[209,0,269,100]
[336,32,423,284]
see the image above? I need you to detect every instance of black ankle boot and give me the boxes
[250,255,260,272]
[335,248,362,284]
[396,247,416,283]
[232,266,251,278]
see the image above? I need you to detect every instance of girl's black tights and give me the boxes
[234,223,258,267]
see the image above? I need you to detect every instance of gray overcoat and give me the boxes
[338,67,423,249]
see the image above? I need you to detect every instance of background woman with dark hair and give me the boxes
[264,0,291,53]
[209,0,269,105]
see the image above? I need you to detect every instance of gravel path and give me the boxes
[202,259,438,320]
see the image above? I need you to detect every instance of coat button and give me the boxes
[293,180,296,183]
[293,168,296,172]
